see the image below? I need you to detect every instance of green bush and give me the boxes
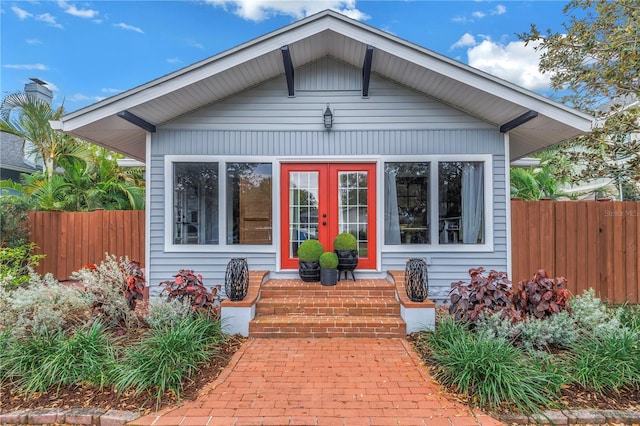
[333,232,357,251]
[0,195,31,248]
[425,316,561,413]
[1,331,64,395]
[34,322,116,392]
[0,243,44,290]
[568,328,640,392]
[297,239,324,262]
[615,303,640,333]
[113,314,225,405]
[319,251,338,269]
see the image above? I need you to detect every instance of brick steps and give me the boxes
[255,297,401,316]
[249,279,405,338]
[249,315,405,338]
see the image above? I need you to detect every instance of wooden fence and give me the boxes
[511,200,640,304]
[29,210,145,280]
[27,201,640,303]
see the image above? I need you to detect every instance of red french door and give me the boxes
[280,163,377,270]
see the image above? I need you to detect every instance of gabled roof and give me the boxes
[51,10,593,162]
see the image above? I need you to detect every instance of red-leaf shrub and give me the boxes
[512,269,570,319]
[159,270,220,318]
[125,260,146,310]
[449,267,513,323]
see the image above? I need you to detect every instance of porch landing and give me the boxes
[222,271,436,338]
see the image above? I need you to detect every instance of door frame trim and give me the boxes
[278,161,378,271]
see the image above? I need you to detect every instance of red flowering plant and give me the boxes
[159,269,220,318]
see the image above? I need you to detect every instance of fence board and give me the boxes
[28,210,145,280]
[511,200,640,304]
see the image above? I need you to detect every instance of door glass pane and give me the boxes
[289,171,319,258]
[338,171,368,257]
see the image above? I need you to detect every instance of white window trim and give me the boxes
[164,155,277,253]
[379,154,494,253]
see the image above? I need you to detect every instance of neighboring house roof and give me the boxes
[51,10,593,162]
[0,131,40,174]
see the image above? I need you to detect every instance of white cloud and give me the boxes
[187,39,205,49]
[26,38,43,45]
[453,4,506,23]
[206,0,368,22]
[467,38,550,91]
[167,57,182,64]
[114,22,143,33]
[58,0,99,19]
[3,63,49,70]
[36,13,64,29]
[101,88,122,94]
[493,5,507,15]
[450,33,476,50]
[11,5,32,19]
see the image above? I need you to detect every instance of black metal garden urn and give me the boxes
[404,258,429,302]
[335,250,358,281]
[225,257,249,301]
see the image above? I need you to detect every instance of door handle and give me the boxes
[322,221,327,226]
[322,213,327,218]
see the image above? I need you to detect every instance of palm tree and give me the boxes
[0,91,89,180]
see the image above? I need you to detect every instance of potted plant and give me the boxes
[319,251,339,286]
[297,239,324,282]
[333,232,358,281]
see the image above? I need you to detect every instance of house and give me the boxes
[0,79,51,186]
[51,10,593,302]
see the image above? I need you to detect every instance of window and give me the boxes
[384,160,485,246]
[439,162,484,244]
[226,163,273,245]
[384,163,430,245]
[173,162,218,245]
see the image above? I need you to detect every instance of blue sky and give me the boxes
[1,1,570,113]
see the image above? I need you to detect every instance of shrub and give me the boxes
[1,331,64,395]
[113,314,225,405]
[569,289,625,335]
[333,232,357,251]
[516,311,578,351]
[614,303,640,333]
[0,195,31,248]
[72,254,143,330]
[512,270,570,319]
[449,267,513,323]
[146,297,193,329]
[0,243,45,290]
[568,328,640,392]
[297,239,324,262]
[33,322,116,392]
[426,316,560,413]
[0,276,93,338]
[319,251,339,269]
[159,270,220,318]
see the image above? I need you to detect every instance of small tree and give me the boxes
[519,0,640,195]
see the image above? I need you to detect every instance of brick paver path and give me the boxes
[130,338,503,426]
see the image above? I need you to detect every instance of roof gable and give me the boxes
[52,10,593,161]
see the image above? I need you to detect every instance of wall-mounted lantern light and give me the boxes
[323,104,333,129]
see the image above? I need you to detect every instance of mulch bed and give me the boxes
[0,333,246,417]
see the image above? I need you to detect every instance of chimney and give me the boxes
[24,78,53,105]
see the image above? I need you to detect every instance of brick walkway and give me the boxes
[130,338,503,426]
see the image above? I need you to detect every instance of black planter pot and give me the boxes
[320,268,338,286]
[298,260,320,282]
[335,249,358,281]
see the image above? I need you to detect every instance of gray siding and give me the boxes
[148,57,507,301]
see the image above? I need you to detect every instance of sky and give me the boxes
[1,0,572,114]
